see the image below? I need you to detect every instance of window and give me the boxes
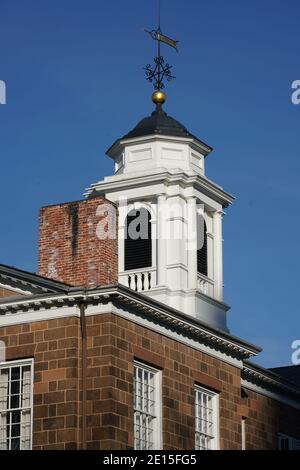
[0,360,33,450]
[133,361,161,450]
[195,385,219,450]
[125,208,152,271]
[197,217,208,277]
[278,433,300,450]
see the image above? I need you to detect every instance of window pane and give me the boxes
[195,387,217,450]
[0,362,32,451]
[134,363,159,450]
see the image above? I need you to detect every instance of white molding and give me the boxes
[0,302,116,327]
[0,300,243,368]
[0,305,79,326]
[0,287,259,359]
[85,170,234,208]
[108,303,243,369]
[0,297,244,368]
[0,282,32,296]
[0,274,52,294]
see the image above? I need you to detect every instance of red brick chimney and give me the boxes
[38,196,118,288]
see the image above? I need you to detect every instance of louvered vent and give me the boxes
[125,209,152,271]
[197,217,208,276]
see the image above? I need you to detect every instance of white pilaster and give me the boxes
[213,210,224,301]
[187,196,198,290]
[157,194,167,286]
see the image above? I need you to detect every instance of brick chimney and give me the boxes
[38,196,118,288]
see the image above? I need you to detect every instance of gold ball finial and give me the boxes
[152,90,166,105]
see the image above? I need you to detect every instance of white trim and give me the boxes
[0,305,81,327]
[241,379,300,410]
[0,287,258,357]
[0,300,244,368]
[85,170,234,208]
[108,303,243,369]
[0,291,255,369]
[194,385,219,450]
[133,361,162,450]
[0,292,78,310]
[0,358,34,450]
[0,282,32,296]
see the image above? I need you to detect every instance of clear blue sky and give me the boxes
[0,0,299,367]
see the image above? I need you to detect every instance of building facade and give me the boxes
[0,98,300,450]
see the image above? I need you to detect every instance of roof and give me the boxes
[0,283,261,361]
[243,360,300,396]
[0,263,71,296]
[269,365,300,388]
[107,105,212,155]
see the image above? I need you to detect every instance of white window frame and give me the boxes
[133,361,162,450]
[0,358,34,450]
[278,433,300,450]
[195,385,219,450]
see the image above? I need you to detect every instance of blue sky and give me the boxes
[0,0,299,367]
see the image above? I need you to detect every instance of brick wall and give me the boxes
[239,389,300,450]
[1,312,300,450]
[38,196,118,288]
[84,314,242,450]
[1,317,81,450]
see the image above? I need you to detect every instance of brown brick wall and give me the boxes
[0,312,300,450]
[240,388,300,450]
[38,196,118,288]
[0,317,81,450]
[83,314,242,450]
[74,314,300,450]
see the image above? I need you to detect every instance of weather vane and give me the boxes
[143,0,178,107]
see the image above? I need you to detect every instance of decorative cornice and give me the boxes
[0,274,50,295]
[0,265,70,295]
[0,284,259,361]
[242,362,300,399]
[85,170,235,208]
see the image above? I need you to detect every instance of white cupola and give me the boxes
[86,94,234,332]
[106,102,210,178]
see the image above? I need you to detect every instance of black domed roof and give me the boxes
[106,104,212,156]
[123,106,194,140]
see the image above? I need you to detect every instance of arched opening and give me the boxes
[197,215,208,277]
[124,208,152,271]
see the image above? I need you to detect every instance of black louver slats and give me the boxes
[125,209,152,271]
[197,218,208,277]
